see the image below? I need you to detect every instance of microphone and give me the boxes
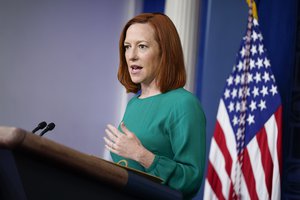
[32,121,47,133]
[39,122,56,136]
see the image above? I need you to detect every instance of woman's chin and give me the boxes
[130,78,142,84]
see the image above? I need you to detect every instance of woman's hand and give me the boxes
[104,122,154,168]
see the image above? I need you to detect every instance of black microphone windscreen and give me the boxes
[32,121,47,133]
[39,122,56,136]
[47,123,56,131]
[39,121,47,129]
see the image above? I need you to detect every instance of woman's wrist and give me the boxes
[136,146,155,169]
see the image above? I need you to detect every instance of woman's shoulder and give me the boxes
[166,88,205,123]
[165,88,200,104]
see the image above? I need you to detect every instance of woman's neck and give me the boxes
[139,82,161,99]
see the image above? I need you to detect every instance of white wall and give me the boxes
[0,0,137,157]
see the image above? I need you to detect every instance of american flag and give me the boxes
[203,11,282,200]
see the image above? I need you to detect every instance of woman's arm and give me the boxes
[145,100,206,199]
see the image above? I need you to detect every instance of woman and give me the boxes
[104,13,206,199]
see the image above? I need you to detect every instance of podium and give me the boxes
[0,127,182,200]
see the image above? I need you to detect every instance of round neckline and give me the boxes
[135,88,185,101]
[137,92,163,100]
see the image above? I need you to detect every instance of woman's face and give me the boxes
[124,23,161,88]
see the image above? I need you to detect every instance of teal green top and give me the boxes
[111,88,206,199]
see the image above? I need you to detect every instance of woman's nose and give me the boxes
[128,47,138,61]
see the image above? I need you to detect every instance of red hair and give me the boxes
[117,13,186,93]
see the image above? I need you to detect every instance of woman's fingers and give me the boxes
[105,128,118,143]
[120,122,132,136]
[104,136,119,152]
[103,136,113,147]
[107,124,122,137]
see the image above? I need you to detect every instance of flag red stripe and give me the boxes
[207,161,226,200]
[256,127,273,197]
[242,149,259,200]
[214,121,233,177]
[228,182,237,200]
[275,106,282,175]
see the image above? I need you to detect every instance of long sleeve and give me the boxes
[145,96,206,199]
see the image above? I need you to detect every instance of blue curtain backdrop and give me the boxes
[143,0,165,13]
[256,0,297,116]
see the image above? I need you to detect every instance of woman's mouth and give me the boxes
[131,65,143,74]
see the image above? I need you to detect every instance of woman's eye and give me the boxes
[139,44,147,49]
[124,45,130,50]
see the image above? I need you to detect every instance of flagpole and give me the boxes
[233,1,254,199]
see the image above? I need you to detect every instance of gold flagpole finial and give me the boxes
[246,0,258,20]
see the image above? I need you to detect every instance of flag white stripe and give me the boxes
[217,99,242,194]
[217,100,241,197]
[217,100,237,162]
[247,137,269,199]
[265,114,281,200]
[209,138,231,198]
[265,115,277,163]
[203,179,218,200]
